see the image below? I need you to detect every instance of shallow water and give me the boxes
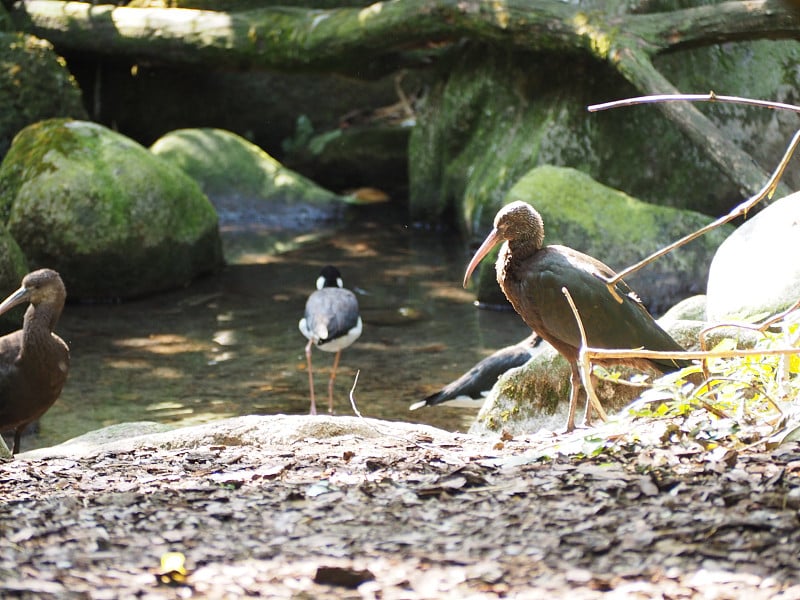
[23,206,530,452]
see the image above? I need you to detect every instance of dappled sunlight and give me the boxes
[358,2,383,24]
[31,218,530,452]
[423,283,475,303]
[105,358,151,370]
[150,367,185,380]
[108,3,235,39]
[212,329,238,346]
[571,12,611,58]
[114,333,211,355]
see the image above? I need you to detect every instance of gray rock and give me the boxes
[469,314,767,436]
[0,119,224,300]
[150,127,350,261]
[659,295,707,323]
[18,415,456,460]
[707,192,800,323]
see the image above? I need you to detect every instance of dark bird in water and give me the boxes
[0,269,70,454]
[410,334,540,411]
[463,201,689,431]
[299,266,362,415]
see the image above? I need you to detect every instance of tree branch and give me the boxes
[10,0,800,200]
[607,46,793,198]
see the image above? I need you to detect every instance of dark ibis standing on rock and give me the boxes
[410,334,540,410]
[463,201,689,431]
[299,265,362,415]
[0,269,70,454]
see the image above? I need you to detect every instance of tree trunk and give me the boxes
[10,0,800,197]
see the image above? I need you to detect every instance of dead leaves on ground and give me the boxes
[2,431,800,598]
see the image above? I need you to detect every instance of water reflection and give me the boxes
[28,208,530,451]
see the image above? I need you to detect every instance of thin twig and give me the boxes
[347,369,468,462]
[587,93,800,302]
[591,367,652,388]
[588,92,800,115]
[561,286,608,423]
[586,346,800,362]
[757,300,800,331]
[348,369,365,418]
[696,399,731,420]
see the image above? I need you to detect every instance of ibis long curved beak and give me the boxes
[0,285,30,317]
[463,227,502,288]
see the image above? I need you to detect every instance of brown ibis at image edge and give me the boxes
[0,269,70,454]
[463,201,690,431]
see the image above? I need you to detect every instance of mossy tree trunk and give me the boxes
[9,0,800,197]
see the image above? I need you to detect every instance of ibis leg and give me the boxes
[564,366,581,433]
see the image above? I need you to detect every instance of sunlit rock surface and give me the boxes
[19,415,456,460]
[707,192,800,323]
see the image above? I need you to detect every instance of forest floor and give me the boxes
[1,415,800,599]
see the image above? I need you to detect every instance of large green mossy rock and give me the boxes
[150,127,354,261]
[0,119,223,300]
[0,33,87,161]
[150,127,345,206]
[468,166,731,314]
[409,39,800,232]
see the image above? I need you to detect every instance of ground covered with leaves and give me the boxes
[1,415,800,599]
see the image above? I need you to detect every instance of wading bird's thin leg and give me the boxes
[565,366,582,433]
[305,340,317,415]
[328,350,342,414]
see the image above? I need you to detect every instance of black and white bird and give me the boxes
[410,334,539,411]
[299,265,362,415]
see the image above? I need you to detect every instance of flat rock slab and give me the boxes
[3,415,800,598]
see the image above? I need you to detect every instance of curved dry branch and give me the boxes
[12,0,799,71]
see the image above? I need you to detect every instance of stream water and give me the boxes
[22,204,530,452]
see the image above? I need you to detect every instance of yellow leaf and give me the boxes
[156,552,188,585]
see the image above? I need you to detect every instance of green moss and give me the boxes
[0,5,10,32]
[0,119,223,299]
[0,228,28,331]
[471,166,732,312]
[499,352,570,416]
[0,34,87,160]
[409,39,800,232]
[150,128,345,205]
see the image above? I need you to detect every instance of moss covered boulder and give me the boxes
[0,119,223,300]
[150,128,354,260]
[409,40,800,232]
[468,340,655,436]
[150,128,346,206]
[468,166,731,314]
[0,33,87,161]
